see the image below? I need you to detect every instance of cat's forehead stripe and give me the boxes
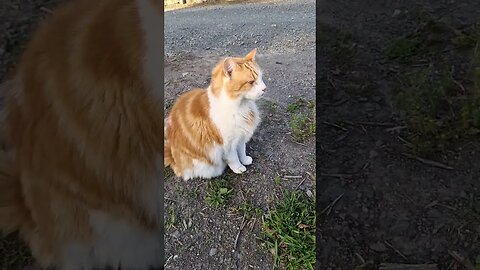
[243,62,258,79]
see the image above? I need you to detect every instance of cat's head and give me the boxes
[211,49,267,100]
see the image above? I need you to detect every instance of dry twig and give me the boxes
[384,241,408,261]
[234,216,247,252]
[448,250,476,270]
[402,153,454,170]
[379,263,438,270]
[320,193,344,215]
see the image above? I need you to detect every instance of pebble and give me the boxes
[369,150,379,158]
[369,242,387,252]
[171,230,180,238]
[209,248,217,256]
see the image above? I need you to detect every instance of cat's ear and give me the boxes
[223,57,237,78]
[245,48,257,61]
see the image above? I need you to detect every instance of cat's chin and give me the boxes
[244,94,263,101]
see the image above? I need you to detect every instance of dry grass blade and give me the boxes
[322,121,348,131]
[320,193,344,215]
[234,216,247,252]
[448,250,476,270]
[402,153,454,170]
[379,263,438,270]
[283,175,302,179]
[320,173,355,178]
[384,241,408,261]
[295,178,306,190]
[40,7,52,14]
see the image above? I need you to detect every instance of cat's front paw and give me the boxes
[241,156,253,166]
[229,164,247,174]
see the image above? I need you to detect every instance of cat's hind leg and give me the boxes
[190,159,226,180]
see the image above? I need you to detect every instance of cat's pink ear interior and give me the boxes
[223,57,237,77]
[245,48,257,61]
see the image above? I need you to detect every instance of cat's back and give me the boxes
[0,0,166,268]
[170,88,211,120]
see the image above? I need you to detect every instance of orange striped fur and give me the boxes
[165,49,266,180]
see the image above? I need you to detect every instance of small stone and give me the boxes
[358,97,368,102]
[369,150,379,158]
[370,242,387,252]
[182,72,189,77]
[392,9,401,17]
[306,189,313,198]
[373,96,382,102]
[171,230,180,238]
[209,248,217,256]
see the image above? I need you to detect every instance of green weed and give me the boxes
[205,178,234,208]
[261,190,316,270]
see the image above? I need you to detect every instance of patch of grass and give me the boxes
[287,98,313,113]
[395,63,480,155]
[263,99,278,114]
[287,97,316,142]
[164,166,175,179]
[289,112,316,142]
[230,202,263,220]
[261,190,316,270]
[205,178,234,208]
[386,17,478,61]
[165,207,175,231]
[274,175,281,185]
[355,260,376,270]
[388,19,480,155]
[187,188,199,199]
[451,32,479,49]
[332,29,356,61]
[386,37,422,60]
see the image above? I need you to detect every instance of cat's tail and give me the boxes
[0,151,31,234]
[164,117,173,167]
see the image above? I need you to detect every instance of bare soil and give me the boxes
[318,1,480,269]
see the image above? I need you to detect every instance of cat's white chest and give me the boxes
[212,101,260,142]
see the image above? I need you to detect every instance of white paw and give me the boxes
[241,156,253,165]
[230,164,247,174]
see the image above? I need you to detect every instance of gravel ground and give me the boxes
[164,0,315,269]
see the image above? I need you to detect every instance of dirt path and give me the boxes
[164,0,315,269]
[318,1,480,269]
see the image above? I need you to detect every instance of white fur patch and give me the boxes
[208,87,261,144]
[61,210,163,270]
[245,71,267,100]
[182,145,225,180]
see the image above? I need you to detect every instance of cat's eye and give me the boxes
[248,80,255,85]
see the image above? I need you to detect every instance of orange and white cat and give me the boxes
[0,0,164,269]
[164,49,266,180]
